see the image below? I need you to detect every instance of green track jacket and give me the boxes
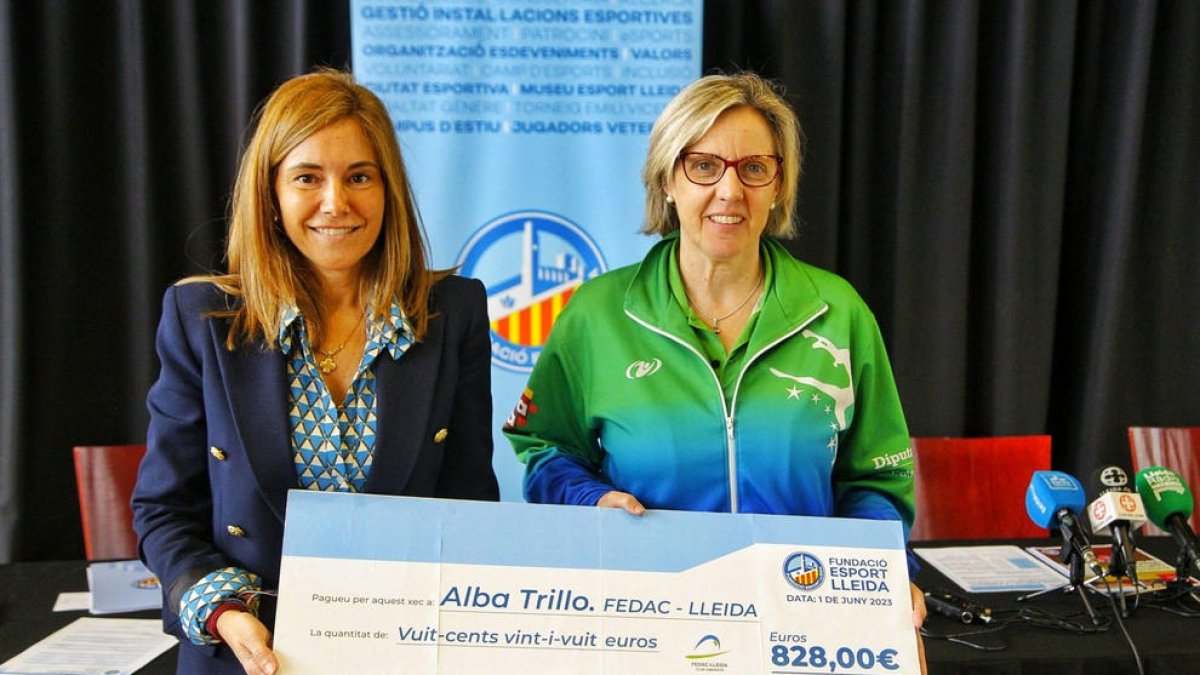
[506,235,915,534]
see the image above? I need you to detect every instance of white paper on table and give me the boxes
[0,617,176,675]
[915,545,1066,592]
[52,591,91,612]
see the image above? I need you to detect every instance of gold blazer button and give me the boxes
[210,446,227,461]
[227,525,246,538]
[434,428,449,444]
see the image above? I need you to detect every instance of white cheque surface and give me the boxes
[274,492,918,674]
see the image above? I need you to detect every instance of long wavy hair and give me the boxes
[642,72,804,239]
[184,68,447,349]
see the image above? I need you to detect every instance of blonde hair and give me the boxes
[642,72,803,238]
[185,68,446,349]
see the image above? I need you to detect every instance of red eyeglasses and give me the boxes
[679,152,782,187]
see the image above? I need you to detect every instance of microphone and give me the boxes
[1087,466,1146,578]
[1134,466,1200,578]
[1026,470,1105,577]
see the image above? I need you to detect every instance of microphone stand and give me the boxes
[1018,542,1104,626]
[1105,537,1135,618]
[1067,549,1103,625]
[1170,545,1198,592]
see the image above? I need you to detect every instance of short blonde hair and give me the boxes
[187,68,445,349]
[642,72,803,238]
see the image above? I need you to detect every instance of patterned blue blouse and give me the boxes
[278,301,413,491]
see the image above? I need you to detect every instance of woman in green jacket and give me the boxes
[504,72,926,670]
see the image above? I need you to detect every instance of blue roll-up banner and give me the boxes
[351,1,704,499]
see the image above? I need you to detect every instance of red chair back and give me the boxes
[1128,427,1200,535]
[73,444,147,560]
[910,436,1052,540]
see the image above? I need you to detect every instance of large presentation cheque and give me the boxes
[274,492,918,674]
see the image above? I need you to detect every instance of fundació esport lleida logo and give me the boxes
[686,633,731,660]
[457,210,606,372]
[783,551,825,591]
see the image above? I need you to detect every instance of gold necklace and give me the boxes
[685,273,763,335]
[316,314,365,375]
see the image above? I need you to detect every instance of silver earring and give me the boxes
[666,195,675,204]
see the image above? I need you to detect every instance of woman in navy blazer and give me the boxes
[132,69,499,674]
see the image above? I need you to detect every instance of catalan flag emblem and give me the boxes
[457,210,607,372]
[491,285,577,347]
[783,552,825,591]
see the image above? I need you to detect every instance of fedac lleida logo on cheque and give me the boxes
[457,210,606,372]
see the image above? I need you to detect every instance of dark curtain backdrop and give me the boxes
[1,0,1196,562]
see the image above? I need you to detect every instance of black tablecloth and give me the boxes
[916,537,1200,675]
[0,559,176,674]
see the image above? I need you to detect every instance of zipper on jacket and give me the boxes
[628,304,828,513]
[724,415,736,508]
[726,304,829,512]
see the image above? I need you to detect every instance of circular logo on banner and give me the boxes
[457,210,606,372]
[782,552,825,591]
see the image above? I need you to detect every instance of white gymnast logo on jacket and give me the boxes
[770,329,854,430]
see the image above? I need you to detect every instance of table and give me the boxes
[0,559,176,674]
[3,540,1197,675]
[916,537,1200,675]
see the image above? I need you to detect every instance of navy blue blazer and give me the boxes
[132,276,499,673]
